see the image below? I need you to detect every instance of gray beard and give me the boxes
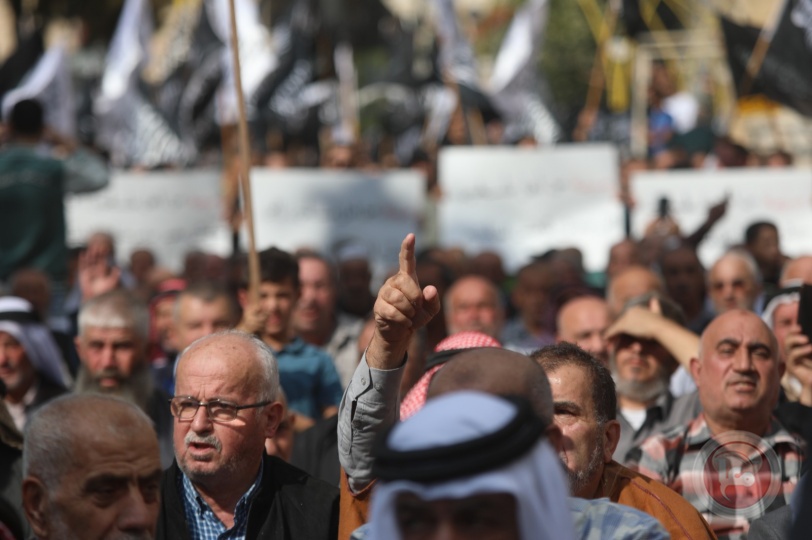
[565,436,604,496]
[74,363,154,414]
[614,375,669,404]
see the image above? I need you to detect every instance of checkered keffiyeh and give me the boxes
[399,331,501,420]
[627,413,804,540]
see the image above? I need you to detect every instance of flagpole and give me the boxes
[739,0,788,97]
[228,0,261,303]
[576,0,620,140]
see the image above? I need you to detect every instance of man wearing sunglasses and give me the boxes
[156,330,338,540]
[604,292,702,464]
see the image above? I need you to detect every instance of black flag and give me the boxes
[721,0,812,117]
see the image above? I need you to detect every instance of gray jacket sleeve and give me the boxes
[337,353,404,493]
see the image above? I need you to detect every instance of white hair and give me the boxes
[178,330,281,402]
[77,290,149,341]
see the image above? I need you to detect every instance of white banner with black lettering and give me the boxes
[438,144,623,272]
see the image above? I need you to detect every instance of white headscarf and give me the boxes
[0,297,72,389]
[368,391,576,540]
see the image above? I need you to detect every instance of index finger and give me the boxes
[398,233,417,279]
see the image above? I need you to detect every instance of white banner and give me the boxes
[438,144,623,272]
[630,167,812,267]
[65,170,230,271]
[250,169,426,282]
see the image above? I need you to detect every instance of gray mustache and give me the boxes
[185,432,222,452]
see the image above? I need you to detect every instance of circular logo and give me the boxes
[691,431,781,520]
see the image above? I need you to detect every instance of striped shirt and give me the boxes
[627,413,804,540]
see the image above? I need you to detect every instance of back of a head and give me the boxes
[78,289,149,340]
[23,394,155,488]
[9,99,44,138]
[426,348,554,424]
[370,391,575,540]
[258,247,299,287]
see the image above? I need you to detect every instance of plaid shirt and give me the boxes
[179,461,263,540]
[627,413,804,540]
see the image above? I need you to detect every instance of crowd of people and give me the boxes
[2,85,812,539]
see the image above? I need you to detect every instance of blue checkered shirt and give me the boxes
[179,461,263,540]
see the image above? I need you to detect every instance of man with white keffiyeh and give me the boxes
[0,296,71,431]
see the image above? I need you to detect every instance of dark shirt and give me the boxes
[0,145,67,282]
[157,454,339,540]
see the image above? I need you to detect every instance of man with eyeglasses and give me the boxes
[156,330,339,540]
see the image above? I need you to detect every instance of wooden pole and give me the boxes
[739,0,787,97]
[576,0,620,140]
[228,0,260,303]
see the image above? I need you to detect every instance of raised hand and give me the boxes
[784,324,812,406]
[367,234,441,369]
[78,245,121,302]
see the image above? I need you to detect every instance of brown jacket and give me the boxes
[339,469,373,540]
[597,460,717,539]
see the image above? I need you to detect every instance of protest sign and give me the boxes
[66,169,230,271]
[630,167,812,266]
[250,169,426,282]
[438,144,623,272]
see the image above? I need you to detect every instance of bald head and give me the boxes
[556,296,610,364]
[426,348,553,424]
[606,265,663,318]
[781,255,812,286]
[23,394,156,489]
[178,330,280,402]
[708,250,761,313]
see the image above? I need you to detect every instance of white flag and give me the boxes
[1,44,76,138]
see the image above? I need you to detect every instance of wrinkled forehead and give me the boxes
[177,337,259,390]
[711,258,749,279]
[701,311,777,353]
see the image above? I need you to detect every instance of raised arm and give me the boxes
[337,234,440,492]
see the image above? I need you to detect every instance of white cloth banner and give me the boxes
[65,170,230,271]
[631,167,812,267]
[438,144,623,272]
[250,169,426,282]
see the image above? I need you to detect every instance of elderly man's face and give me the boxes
[708,258,759,313]
[173,336,280,489]
[771,301,798,360]
[0,331,36,399]
[692,310,783,425]
[610,334,672,403]
[547,365,608,498]
[76,326,143,390]
[446,278,503,339]
[394,492,519,540]
[44,424,162,539]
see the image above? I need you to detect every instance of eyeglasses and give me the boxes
[169,396,271,422]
